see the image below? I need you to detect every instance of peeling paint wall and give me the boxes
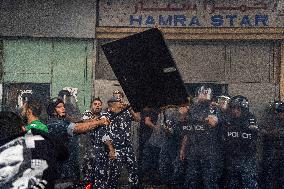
[2,38,94,112]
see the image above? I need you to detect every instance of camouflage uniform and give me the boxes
[81,109,113,189]
[81,110,100,184]
[102,109,139,189]
[90,125,112,189]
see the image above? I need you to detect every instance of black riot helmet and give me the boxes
[230,95,249,110]
[274,101,284,113]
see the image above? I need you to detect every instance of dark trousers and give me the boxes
[184,156,222,189]
[142,143,161,184]
[227,156,258,189]
[263,155,284,189]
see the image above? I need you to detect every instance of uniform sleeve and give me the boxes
[102,134,111,142]
[67,122,76,136]
[172,120,183,139]
[82,110,93,120]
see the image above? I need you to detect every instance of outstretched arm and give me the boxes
[73,117,110,134]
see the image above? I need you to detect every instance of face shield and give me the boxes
[197,86,212,101]
[217,95,231,111]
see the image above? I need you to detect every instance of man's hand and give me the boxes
[180,149,185,161]
[178,106,189,115]
[99,117,110,125]
[109,149,116,160]
[205,115,218,127]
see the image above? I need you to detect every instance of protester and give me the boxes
[0,110,63,189]
[21,97,48,133]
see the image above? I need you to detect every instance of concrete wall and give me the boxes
[0,0,97,38]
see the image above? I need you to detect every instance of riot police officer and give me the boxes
[215,95,231,188]
[222,95,258,189]
[158,106,180,187]
[261,101,284,189]
[180,85,222,189]
[160,104,190,188]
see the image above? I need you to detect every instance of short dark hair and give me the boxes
[0,111,24,143]
[26,98,42,117]
[91,97,102,104]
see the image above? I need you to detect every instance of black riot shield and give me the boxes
[102,28,188,112]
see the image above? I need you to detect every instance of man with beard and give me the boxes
[180,85,222,189]
[21,98,48,133]
[82,97,103,120]
[222,95,258,189]
[46,97,112,189]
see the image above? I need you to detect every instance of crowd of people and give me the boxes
[0,85,283,189]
